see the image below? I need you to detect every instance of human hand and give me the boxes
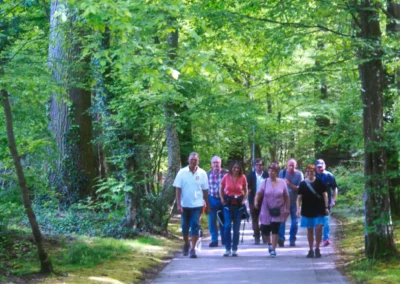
[331,200,336,207]
[177,204,183,214]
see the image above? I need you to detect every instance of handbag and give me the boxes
[268,207,281,217]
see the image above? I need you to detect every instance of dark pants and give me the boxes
[250,203,261,240]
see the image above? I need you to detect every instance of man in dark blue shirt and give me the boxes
[315,159,338,246]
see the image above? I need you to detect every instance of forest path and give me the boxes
[148,216,349,284]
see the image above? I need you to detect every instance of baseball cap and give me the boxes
[315,159,325,167]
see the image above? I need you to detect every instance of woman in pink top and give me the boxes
[255,162,289,257]
[220,161,248,257]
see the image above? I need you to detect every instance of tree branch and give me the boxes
[224,11,354,38]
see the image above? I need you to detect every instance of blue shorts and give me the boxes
[181,206,203,236]
[300,216,325,228]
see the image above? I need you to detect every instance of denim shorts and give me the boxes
[181,206,203,236]
[300,216,325,228]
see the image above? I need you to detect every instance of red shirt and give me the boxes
[221,174,247,196]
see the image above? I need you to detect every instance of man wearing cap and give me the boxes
[207,155,228,247]
[315,159,338,246]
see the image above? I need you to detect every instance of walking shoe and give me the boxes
[307,249,314,258]
[278,239,284,247]
[183,243,190,256]
[268,243,272,253]
[232,250,238,257]
[254,237,260,245]
[270,250,277,257]
[323,240,330,246]
[223,250,231,257]
[209,241,218,247]
[315,248,321,258]
[189,248,197,258]
[289,242,296,247]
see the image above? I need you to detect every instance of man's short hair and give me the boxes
[189,152,199,158]
[255,158,263,165]
[211,155,221,162]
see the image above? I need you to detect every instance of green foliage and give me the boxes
[335,165,364,210]
[136,194,171,233]
[26,202,137,239]
[58,238,130,267]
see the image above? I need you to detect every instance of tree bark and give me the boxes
[1,90,54,273]
[385,0,400,216]
[160,19,182,231]
[48,0,95,201]
[357,0,396,258]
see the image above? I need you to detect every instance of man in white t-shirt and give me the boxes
[173,152,210,258]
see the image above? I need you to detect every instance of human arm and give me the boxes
[323,192,329,215]
[242,176,248,205]
[283,181,290,218]
[255,191,263,209]
[176,187,183,213]
[331,187,338,206]
[203,190,210,214]
[330,174,338,206]
[296,195,302,217]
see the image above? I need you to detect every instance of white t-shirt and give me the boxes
[173,166,209,208]
[256,171,265,193]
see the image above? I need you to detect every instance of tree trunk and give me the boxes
[357,0,396,258]
[93,27,112,180]
[1,90,54,273]
[385,0,400,216]
[160,20,182,231]
[48,0,95,201]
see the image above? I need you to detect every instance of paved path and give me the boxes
[150,218,349,284]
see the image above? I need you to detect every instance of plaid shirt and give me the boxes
[207,169,228,198]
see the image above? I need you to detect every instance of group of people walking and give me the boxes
[173,152,338,259]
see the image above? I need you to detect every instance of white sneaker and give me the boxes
[223,250,231,257]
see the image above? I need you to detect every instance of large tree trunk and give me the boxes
[357,0,396,258]
[93,27,112,180]
[160,21,182,229]
[1,90,54,273]
[385,0,400,216]
[48,0,95,201]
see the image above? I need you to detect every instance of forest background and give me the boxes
[1,0,400,282]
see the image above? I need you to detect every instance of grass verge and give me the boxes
[335,208,400,284]
[0,228,180,283]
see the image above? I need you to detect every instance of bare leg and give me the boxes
[315,225,323,249]
[183,234,189,246]
[307,228,314,250]
[271,233,278,250]
[191,235,198,249]
[263,233,271,244]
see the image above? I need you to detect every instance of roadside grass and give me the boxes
[335,207,400,284]
[0,225,180,283]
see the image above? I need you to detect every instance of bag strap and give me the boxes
[304,180,321,199]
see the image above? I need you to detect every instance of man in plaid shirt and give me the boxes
[208,156,228,247]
